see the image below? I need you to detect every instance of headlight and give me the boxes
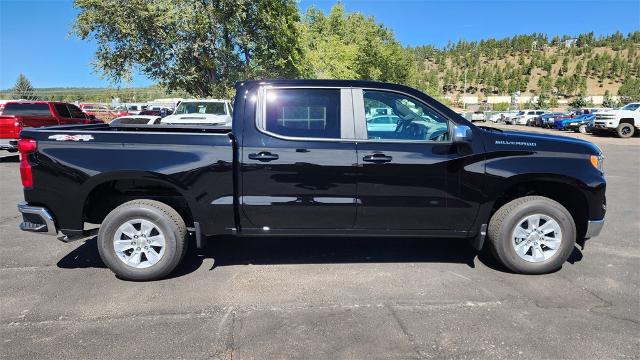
[590,155,604,173]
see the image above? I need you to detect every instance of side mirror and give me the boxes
[453,125,472,144]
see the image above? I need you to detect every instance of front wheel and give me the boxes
[488,196,576,274]
[97,200,187,281]
[616,123,634,138]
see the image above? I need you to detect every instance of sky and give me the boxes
[1,0,639,89]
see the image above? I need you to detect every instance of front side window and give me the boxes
[264,88,341,139]
[68,104,87,119]
[363,90,449,141]
[621,103,640,111]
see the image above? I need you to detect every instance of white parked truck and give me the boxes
[592,103,640,138]
[161,99,233,126]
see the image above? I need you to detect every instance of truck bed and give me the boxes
[30,122,233,134]
[20,122,236,236]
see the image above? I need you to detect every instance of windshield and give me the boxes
[174,102,226,115]
[620,103,640,111]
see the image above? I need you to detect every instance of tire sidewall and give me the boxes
[617,123,634,138]
[496,199,575,274]
[97,205,180,281]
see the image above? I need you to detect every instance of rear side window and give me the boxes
[54,104,71,118]
[264,88,341,139]
[2,103,51,116]
[68,104,87,119]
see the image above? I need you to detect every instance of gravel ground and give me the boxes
[1,127,638,359]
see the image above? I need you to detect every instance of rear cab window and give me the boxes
[2,103,51,117]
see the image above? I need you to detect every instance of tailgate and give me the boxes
[0,116,21,139]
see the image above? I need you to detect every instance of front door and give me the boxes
[353,89,471,230]
[240,87,358,229]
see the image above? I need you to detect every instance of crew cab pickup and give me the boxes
[592,103,640,138]
[0,101,96,152]
[16,80,606,281]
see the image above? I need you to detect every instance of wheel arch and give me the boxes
[619,118,635,126]
[81,171,196,228]
[486,175,590,240]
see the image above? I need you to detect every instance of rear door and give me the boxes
[53,103,76,124]
[240,86,358,229]
[352,88,478,230]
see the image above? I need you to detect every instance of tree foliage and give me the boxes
[618,77,640,102]
[12,74,38,100]
[300,4,416,88]
[73,0,304,97]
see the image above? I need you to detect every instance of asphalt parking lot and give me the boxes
[1,127,638,359]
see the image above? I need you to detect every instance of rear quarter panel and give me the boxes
[21,127,234,234]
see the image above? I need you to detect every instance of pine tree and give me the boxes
[12,74,38,100]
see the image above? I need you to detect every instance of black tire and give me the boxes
[616,123,634,138]
[97,199,187,281]
[488,196,576,274]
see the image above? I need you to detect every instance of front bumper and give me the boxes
[585,219,605,239]
[17,202,58,236]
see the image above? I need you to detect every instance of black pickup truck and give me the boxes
[16,80,606,280]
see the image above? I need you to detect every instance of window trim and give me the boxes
[255,86,355,142]
[353,88,454,144]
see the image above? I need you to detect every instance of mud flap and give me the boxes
[470,224,487,251]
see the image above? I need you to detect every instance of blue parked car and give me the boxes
[536,112,564,128]
[555,113,596,131]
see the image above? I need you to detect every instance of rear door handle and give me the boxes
[363,154,392,163]
[248,152,279,162]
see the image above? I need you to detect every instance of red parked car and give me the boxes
[0,101,99,152]
[79,103,124,121]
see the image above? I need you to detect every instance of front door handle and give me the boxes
[248,152,279,162]
[363,154,392,163]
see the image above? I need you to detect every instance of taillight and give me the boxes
[18,138,37,188]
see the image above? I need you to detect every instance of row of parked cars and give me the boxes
[0,99,233,152]
[469,102,640,138]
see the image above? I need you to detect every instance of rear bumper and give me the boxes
[17,202,58,236]
[585,219,605,239]
[0,138,18,151]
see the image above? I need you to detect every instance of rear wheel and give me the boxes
[488,196,576,274]
[577,124,587,133]
[97,199,187,281]
[616,123,634,138]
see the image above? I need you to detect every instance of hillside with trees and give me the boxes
[410,31,640,102]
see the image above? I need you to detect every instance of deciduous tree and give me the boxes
[73,0,304,97]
